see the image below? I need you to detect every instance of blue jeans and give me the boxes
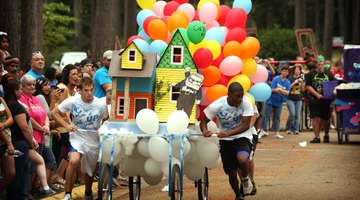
[286,99,303,132]
[260,103,283,132]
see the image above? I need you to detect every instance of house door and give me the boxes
[134,98,148,117]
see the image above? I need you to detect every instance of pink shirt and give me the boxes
[19,93,47,144]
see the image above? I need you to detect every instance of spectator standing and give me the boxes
[93,50,112,98]
[26,51,45,80]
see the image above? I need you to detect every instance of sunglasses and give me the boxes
[32,50,42,56]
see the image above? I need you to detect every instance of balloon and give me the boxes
[123,158,138,177]
[172,138,191,158]
[136,9,156,28]
[205,20,220,31]
[161,15,170,24]
[150,40,167,56]
[184,141,200,164]
[173,0,189,4]
[241,58,257,77]
[226,27,247,43]
[127,35,144,46]
[136,108,159,134]
[212,53,224,67]
[144,158,162,177]
[102,138,121,165]
[143,16,158,35]
[188,39,207,55]
[138,29,151,41]
[226,8,247,29]
[143,174,163,185]
[199,2,219,24]
[184,162,205,181]
[137,138,150,157]
[193,47,213,69]
[136,0,156,9]
[161,158,180,177]
[152,1,166,17]
[166,110,189,134]
[248,82,272,102]
[177,3,195,21]
[148,136,169,162]
[205,27,225,45]
[233,0,252,14]
[167,11,189,33]
[202,66,221,87]
[200,87,211,106]
[217,5,230,25]
[206,40,221,59]
[133,38,150,53]
[219,56,243,76]
[135,157,148,177]
[249,64,268,83]
[164,1,180,16]
[228,74,251,92]
[201,155,221,169]
[223,41,242,58]
[217,75,229,86]
[187,21,206,44]
[239,37,260,59]
[148,19,168,41]
[206,84,228,102]
[197,0,220,9]
[244,92,255,106]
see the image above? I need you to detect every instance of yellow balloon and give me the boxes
[241,58,257,77]
[244,92,255,107]
[228,74,251,92]
[197,0,220,9]
[136,0,156,9]
[189,39,207,56]
[206,40,221,60]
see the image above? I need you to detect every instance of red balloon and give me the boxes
[197,105,206,121]
[226,27,247,43]
[127,35,144,46]
[173,0,189,4]
[193,48,213,69]
[217,75,230,86]
[143,16,158,35]
[193,10,200,21]
[161,16,170,24]
[217,5,230,25]
[226,8,247,29]
[164,1,180,16]
[212,53,224,67]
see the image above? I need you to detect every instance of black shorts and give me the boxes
[309,98,332,120]
[219,137,252,174]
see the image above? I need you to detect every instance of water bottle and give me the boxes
[4,149,24,157]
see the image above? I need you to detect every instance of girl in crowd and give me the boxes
[0,33,19,68]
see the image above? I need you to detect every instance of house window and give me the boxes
[128,50,136,62]
[170,85,180,102]
[117,97,124,116]
[171,46,183,64]
[134,98,148,117]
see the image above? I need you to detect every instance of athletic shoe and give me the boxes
[275,132,284,139]
[39,188,56,197]
[330,124,335,129]
[242,177,254,195]
[323,135,330,143]
[258,130,269,138]
[250,181,257,196]
[286,130,292,134]
[310,137,320,143]
[62,193,71,200]
[294,131,300,135]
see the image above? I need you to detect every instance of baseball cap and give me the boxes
[103,50,112,60]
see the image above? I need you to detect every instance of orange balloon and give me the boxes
[241,58,257,76]
[223,41,242,58]
[148,19,168,41]
[239,37,260,59]
[202,66,221,87]
[167,11,189,34]
[228,74,251,92]
[206,84,228,102]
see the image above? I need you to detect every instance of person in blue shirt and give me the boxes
[259,66,291,139]
[93,50,112,98]
[26,51,45,80]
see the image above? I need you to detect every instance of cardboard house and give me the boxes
[108,42,158,120]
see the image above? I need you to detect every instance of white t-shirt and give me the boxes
[204,96,254,141]
[250,104,259,135]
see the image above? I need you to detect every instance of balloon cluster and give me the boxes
[132,0,271,106]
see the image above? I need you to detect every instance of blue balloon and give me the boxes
[205,27,225,45]
[133,39,150,53]
[138,29,151,41]
[136,9,156,28]
[233,0,252,14]
[248,82,272,102]
[149,40,168,56]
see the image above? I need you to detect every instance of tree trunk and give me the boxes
[295,0,306,28]
[0,0,19,56]
[91,0,121,62]
[352,0,360,43]
[266,7,274,29]
[74,0,83,51]
[20,0,43,66]
[123,0,138,45]
[337,0,347,42]
[323,0,334,60]
[314,0,321,43]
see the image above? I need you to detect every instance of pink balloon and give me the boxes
[200,87,211,106]
[164,1,180,16]
[217,5,230,25]
[226,8,247,29]
[152,1,166,17]
[193,48,213,69]
[127,35,144,46]
[249,64,269,83]
[205,20,220,31]
[226,27,247,43]
[199,2,218,24]
[177,3,195,21]
[219,56,243,76]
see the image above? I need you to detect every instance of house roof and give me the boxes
[108,50,157,78]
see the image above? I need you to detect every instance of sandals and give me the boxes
[51,176,66,185]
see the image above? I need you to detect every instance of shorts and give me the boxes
[309,98,332,120]
[219,137,252,174]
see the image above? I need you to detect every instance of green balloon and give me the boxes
[187,21,206,44]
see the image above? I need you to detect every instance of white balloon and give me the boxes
[197,140,220,163]
[207,121,219,133]
[184,162,205,181]
[135,157,148,177]
[143,173,163,186]
[136,108,159,134]
[137,138,150,157]
[166,110,189,134]
[172,138,191,158]
[184,141,200,164]
[123,158,138,177]
[200,155,222,169]
[102,138,121,165]
[148,136,169,162]
[161,158,180,177]
[144,158,162,177]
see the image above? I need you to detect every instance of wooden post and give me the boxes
[124,77,130,120]
[110,78,117,120]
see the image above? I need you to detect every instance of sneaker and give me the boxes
[242,177,254,195]
[286,130,292,134]
[330,124,335,129]
[161,184,169,192]
[294,131,300,135]
[84,192,93,200]
[258,130,269,138]
[323,135,329,143]
[62,193,71,200]
[250,181,257,196]
[39,188,56,197]
[275,132,284,139]
[310,137,320,143]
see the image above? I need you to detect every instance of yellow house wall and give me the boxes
[155,68,197,123]
[121,44,143,70]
